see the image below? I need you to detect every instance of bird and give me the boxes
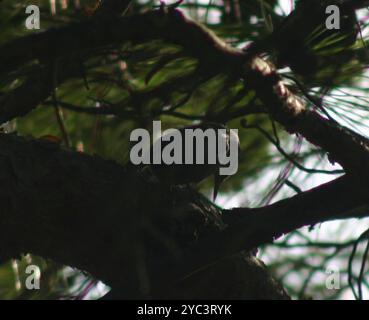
[143,122,240,201]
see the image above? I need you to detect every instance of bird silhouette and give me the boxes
[139,122,240,201]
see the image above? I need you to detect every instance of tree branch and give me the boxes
[0,133,368,298]
[0,8,244,123]
[152,174,369,294]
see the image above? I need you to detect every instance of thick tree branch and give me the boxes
[153,174,369,294]
[243,58,369,177]
[0,9,243,77]
[0,133,227,297]
[0,133,368,298]
[0,8,244,123]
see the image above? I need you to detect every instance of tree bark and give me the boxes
[0,133,367,299]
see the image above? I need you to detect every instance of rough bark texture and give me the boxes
[0,133,367,299]
[0,133,290,299]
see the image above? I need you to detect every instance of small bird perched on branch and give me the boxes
[141,122,240,201]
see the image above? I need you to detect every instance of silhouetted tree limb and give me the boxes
[0,133,367,298]
[0,8,244,123]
